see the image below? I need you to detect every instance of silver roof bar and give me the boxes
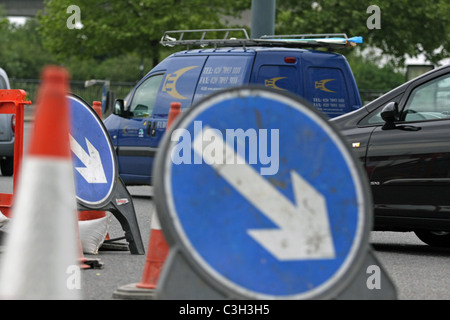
[160,29,362,50]
[161,29,252,49]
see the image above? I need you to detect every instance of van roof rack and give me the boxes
[160,29,253,49]
[160,28,362,50]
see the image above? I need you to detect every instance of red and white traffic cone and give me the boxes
[0,66,81,299]
[113,102,181,299]
[135,214,169,291]
[167,102,181,128]
[136,102,181,291]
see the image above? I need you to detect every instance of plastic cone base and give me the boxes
[80,257,104,270]
[99,241,129,251]
[79,260,91,270]
[112,283,156,300]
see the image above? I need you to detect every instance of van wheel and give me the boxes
[414,230,450,248]
[0,157,13,176]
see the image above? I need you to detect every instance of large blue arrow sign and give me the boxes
[68,95,116,207]
[155,87,372,299]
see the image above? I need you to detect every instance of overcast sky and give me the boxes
[7,16,26,25]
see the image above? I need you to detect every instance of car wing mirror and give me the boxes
[381,101,399,129]
[113,99,125,116]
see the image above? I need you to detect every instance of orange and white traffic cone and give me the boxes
[136,102,181,291]
[135,213,169,291]
[0,66,81,299]
[113,102,181,299]
[167,102,181,128]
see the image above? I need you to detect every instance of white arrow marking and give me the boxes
[192,127,335,260]
[69,134,107,184]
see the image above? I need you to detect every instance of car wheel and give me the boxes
[0,157,13,176]
[414,230,450,247]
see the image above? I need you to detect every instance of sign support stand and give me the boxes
[77,176,145,255]
[155,244,396,299]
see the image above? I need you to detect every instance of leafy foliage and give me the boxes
[38,0,252,66]
[0,18,56,78]
[276,0,450,66]
[346,50,405,92]
[2,0,445,86]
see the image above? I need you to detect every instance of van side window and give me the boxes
[129,74,164,118]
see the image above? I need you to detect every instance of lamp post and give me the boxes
[251,0,276,39]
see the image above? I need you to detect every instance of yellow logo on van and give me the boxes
[265,77,287,91]
[315,79,336,93]
[162,66,198,99]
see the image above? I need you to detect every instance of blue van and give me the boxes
[104,29,363,185]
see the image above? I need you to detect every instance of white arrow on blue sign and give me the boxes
[192,126,336,261]
[155,87,371,299]
[68,95,116,207]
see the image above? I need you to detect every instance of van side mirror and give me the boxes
[114,99,125,116]
[381,102,399,130]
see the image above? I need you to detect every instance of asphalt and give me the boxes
[79,185,155,300]
[22,104,36,123]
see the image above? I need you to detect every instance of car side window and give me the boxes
[0,76,7,89]
[359,94,402,126]
[129,74,164,118]
[401,74,450,122]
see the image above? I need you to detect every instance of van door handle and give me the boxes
[147,121,157,137]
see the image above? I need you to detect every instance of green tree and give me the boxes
[345,50,406,104]
[0,6,165,82]
[0,17,56,78]
[0,6,7,29]
[38,0,251,68]
[276,0,450,66]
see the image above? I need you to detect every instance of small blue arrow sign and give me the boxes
[68,95,116,207]
[155,87,372,299]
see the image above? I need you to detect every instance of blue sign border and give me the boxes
[68,94,116,207]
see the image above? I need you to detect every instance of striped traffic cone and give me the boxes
[112,102,181,299]
[136,102,182,289]
[135,213,169,291]
[0,66,81,299]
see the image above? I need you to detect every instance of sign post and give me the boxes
[68,94,144,255]
[153,86,396,299]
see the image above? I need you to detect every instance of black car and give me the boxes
[331,64,450,247]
